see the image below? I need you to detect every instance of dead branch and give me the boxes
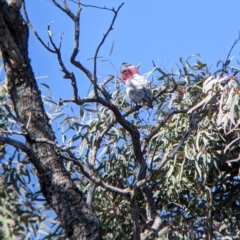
[62,154,131,196]
[93,3,124,96]
[47,22,79,100]
[51,0,75,19]
[22,1,55,53]
[80,3,117,11]
[0,136,42,169]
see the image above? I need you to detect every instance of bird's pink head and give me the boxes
[120,63,139,81]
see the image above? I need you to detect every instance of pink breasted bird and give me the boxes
[120,62,153,109]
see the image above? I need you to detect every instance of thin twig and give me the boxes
[80,3,117,11]
[67,1,114,101]
[69,0,81,64]
[93,3,124,96]
[47,22,79,100]
[225,33,240,66]
[62,154,131,196]
[22,1,55,53]
[0,136,43,169]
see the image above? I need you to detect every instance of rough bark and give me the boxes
[0,2,100,239]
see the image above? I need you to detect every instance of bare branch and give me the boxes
[224,33,240,69]
[80,3,117,11]
[66,0,113,101]
[0,136,44,170]
[23,0,79,100]
[69,0,81,62]
[51,0,75,19]
[93,3,124,96]
[22,1,56,53]
[0,136,30,153]
[62,154,131,196]
[51,0,113,100]
[47,22,79,100]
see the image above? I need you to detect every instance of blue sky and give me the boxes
[25,0,240,100]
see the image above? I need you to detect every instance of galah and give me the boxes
[120,62,153,109]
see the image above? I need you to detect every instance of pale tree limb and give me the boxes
[86,129,106,208]
[141,185,155,223]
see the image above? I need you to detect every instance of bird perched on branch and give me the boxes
[120,62,153,109]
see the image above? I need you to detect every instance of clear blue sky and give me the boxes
[25,0,240,100]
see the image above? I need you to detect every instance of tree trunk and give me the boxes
[0,2,100,239]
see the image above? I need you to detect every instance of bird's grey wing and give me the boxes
[132,76,152,100]
[133,76,153,108]
[126,78,146,102]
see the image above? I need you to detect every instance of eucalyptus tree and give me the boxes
[0,1,240,240]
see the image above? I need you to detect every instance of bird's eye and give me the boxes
[122,70,127,73]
